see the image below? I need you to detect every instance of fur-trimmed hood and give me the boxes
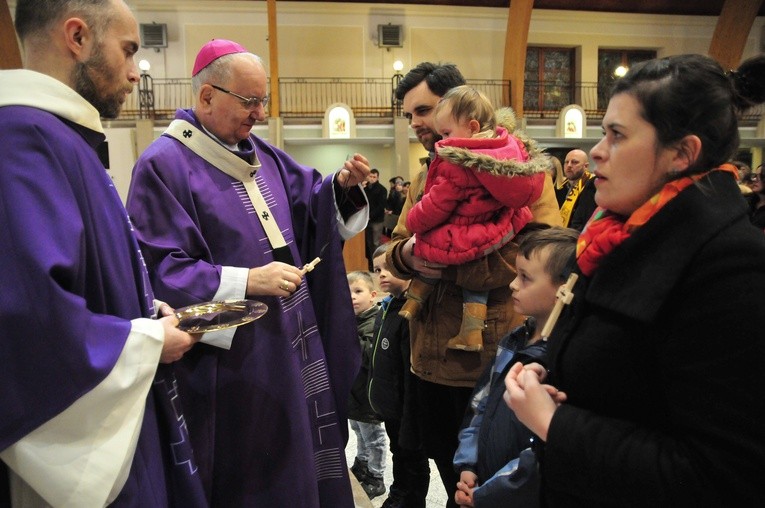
[435,107,549,179]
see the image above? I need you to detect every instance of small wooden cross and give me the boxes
[300,257,322,275]
[540,273,579,340]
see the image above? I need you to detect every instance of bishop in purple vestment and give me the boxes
[126,41,369,507]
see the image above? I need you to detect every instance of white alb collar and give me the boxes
[0,69,103,133]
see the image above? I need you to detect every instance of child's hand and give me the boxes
[547,385,568,405]
[455,490,474,507]
[458,470,478,488]
[455,472,477,507]
[522,362,548,381]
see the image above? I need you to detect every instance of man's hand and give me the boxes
[157,310,200,363]
[336,153,370,188]
[247,261,304,296]
[401,236,445,279]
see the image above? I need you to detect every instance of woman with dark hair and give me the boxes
[505,53,765,505]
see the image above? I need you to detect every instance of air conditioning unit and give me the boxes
[140,23,168,49]
[378,24,403,48]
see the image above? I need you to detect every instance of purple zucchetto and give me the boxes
[192,39,248,76]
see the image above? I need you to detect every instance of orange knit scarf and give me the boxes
[576,164,738,277]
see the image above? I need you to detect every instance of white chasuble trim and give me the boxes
[165,120,287,251]
[1,319,164,507]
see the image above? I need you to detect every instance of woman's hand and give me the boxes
[503,362,566,441]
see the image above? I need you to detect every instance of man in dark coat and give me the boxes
[559,148,597,231]
[364,169,389,270]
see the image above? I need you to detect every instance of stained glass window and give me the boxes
[524,47,574,117]
[597,49,656,109]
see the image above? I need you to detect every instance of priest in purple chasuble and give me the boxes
[0,1,205,506]
[126,40,370,507]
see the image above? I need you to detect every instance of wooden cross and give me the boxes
[300,257,322,275]
[540,273,579,340]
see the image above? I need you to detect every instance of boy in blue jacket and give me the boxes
[453,226,578,507]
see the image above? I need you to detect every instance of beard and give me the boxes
[417,127,441,152]
[72,46,127,119]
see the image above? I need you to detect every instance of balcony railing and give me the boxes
[120,77,513,121]
[279,78,394,118]
[122,76,196,120]
[119,77,764,125]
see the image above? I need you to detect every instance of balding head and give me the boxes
[15,0,119,48]
[15,0,140,118]
[564,149,589,182]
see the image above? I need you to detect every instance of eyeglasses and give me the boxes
[210,84,269,110]
[746,174,761,183]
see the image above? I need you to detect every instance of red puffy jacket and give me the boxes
[407,126,545,265]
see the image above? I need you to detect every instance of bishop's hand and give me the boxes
[336,153,370,188]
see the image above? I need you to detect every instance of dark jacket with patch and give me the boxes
[368,295,422,449]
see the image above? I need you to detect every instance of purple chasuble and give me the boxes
[0,103,205,507]
[127,108,360,507]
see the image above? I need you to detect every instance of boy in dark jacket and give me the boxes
[347,271,387,499]
[453,226,578,507]
[368,245,430,508]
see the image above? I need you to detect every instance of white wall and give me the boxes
[103,127,138,202]
[8,0,763,83]
[8,1,764,199]
[126,1,763,83]
[10,0,761,79]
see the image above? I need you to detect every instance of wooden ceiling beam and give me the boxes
[708,0,764,71]
[283,0,765,16]
[267,0,280,117]
[503,0,533,118]
[1,0,22,70]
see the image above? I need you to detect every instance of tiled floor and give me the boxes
[346,424,449,508]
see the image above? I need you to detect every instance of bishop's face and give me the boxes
[202,56,268,145]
